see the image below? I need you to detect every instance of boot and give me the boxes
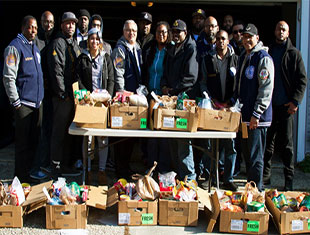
[98,171,108,185]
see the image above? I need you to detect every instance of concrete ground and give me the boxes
[0,143,310,235]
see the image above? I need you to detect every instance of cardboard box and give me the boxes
[198,108,241,132]
[46,185,108,229]
[0,180,53,228]
[266,191,310,234]
[72,82,108,129]
[109,105,148,130]
[153,106,198,132]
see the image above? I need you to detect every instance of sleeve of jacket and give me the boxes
[291,50,307,104]
[111,46,126,92]
[253,56,274,119]
[48,39,67,98]
[75,55,86,90]
[174,44,198,94]
[2,45,21,107]
[105,53,115,96]
[199,56,211,97]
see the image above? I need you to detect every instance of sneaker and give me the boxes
[222,182,238,192]
[61,166,82,177]
[30,170,48,180]
[40,165,53,174]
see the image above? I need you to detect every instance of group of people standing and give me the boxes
[2,8,307,193]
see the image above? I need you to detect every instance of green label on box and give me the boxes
[308,219,310,230]
[247,221,259,232]
[140,118,147,129]
[176,118,187,129]
[141,213,153,224]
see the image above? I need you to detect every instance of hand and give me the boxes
[15,105,21,110]
[284,102,298,115]
[162,86,172,95]
[249,116,259,130]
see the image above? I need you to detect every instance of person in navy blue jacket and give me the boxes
[3,15,44,182]
[235,24,274,191]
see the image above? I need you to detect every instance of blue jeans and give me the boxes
[170,139,196,180]
[241,127,267,191]
[221,139,237,183]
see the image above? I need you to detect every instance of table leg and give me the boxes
[215,139,220,190]
[82,136,88,185]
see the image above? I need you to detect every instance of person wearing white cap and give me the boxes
[75,28,114,185]
[47,12,82,178]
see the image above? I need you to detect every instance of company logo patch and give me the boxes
[245,65,255,79]
[197,9,202,14]
[114,57,124,69]
[173,21,178,27]
[25,57,33,61]
[52,50,57,56]
[6,54,16,66]
[259,69,269,80]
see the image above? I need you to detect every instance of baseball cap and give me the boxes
[171,19,187,31]
[138,12,152,23]
[78,9,91,20]
[192,9,206,19]
[243,23,258,36]
[62,12,78,23]
[88,28,101,38]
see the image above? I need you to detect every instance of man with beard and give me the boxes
[190,9,206,42]
[137,12,154,50]
[47,12,81,178]
[263,21,307,191]
[196,16,219,61]
[222,14,234,40]
[75,9,91,47]
[161,19,198,181]
[230,20,245,56]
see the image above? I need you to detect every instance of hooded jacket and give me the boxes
[269,37,307,105]
[76,49,114,95]
[161,35,198,98]
[200,45,238,102]
[236,41,274,126]
[111,36,142,92]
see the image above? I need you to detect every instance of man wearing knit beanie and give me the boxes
[75,9,91,46]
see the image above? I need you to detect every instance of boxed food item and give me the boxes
[72,82,109,129]
[265,190,310,234]
[45,178,109,229]
[109,90,148,130]
[0,178,53,228]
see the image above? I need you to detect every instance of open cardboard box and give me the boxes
[266,191,310,234]
[46,185,109,229]
[198,108,241,132]
[0,180,53,228]
[109,105,148,130]
[72,82,108,129]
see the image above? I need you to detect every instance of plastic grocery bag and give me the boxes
[9,176,25,206]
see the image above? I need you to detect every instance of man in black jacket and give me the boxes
[200,30,239,191]
[161,19,198,180]
[263,21,307,191]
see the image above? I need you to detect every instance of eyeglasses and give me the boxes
[233,29,243,34]
[125,29,137,33]
[156,30,168,35]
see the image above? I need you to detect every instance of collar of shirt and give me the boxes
[17,33,33,45]
[77,28,88,39]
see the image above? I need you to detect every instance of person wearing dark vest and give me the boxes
[111,20,142,179]
[234,23,274,191]
[263,21,307,191]
[200,30,239,191]
[47,12,81,178]
[3,15,44,182]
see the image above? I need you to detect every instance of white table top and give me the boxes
[69,123,236,139]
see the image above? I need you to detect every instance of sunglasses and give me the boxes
[233,29,243,34]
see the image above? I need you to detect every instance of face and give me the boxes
[242,33,259,53]
[223,15,233,30]
[123,22,137,45]
[61,20,76,38]
[88,33,100,50]
[91,19,101,31]
[232,24,244,42]
[172,29,187,44]
[204,17,219,41]
[78,16,89,32]
[41,13,54,32]
[22,18,38,41]
[138,20,151,36]
[275,21,289,43]
[156,24,168,44]
[192,15,205,32]
[216,31,229,51]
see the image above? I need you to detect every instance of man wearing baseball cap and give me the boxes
[75,9,91,46]
[137,12,154,49]
[190,9,206,42]
[234,23,274,191]
[47,12,82,178]
[161,19,199,182]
